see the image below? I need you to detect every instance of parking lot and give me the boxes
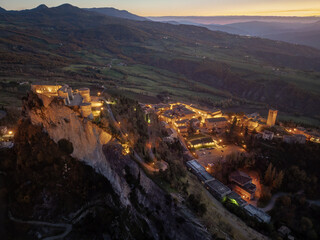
[196,144,245,167]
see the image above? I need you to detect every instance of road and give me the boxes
[9,212,72,240]
[259,190,320,212]
[260,192,287,212]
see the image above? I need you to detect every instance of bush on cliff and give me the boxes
[58,138,74,155]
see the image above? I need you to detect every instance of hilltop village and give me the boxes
[140,102,320,229]
[1,84,320,240]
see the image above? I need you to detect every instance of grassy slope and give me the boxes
[0,5,320,125]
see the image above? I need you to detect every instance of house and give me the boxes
[205,179,231,200]
[162,111,175,123]
[31,84,62,97]
[189,118,200,127]
[262,130,274,140]
[186,160,206,175]
[205,117,228,130]
[294,134,307,144]
[174,119,189,127]
[177,126,188,135]
[171,105,196,120]
[188,137,215,149]
[283,134,306,144]
[278,226,291,238]
[210,109,223,118]
[229,171,256,200]
[0,126,7,135]
[154,103,170,111]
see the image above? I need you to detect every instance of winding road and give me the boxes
[260,192,287,212]
[9,212,72,240]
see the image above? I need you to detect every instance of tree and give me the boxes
[58,138,74,155]
[273,170,284,189]
[264,163,273,185]
[300,217,313,232]
[244,126,248,138]
[271,168,276,184]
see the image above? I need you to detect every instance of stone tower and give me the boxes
[267,109,278,127]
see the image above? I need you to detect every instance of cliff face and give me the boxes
[23,93,132,205]
[17,92,211,240]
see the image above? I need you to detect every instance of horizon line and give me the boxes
[145,15,320,18]
[1,4,320,18]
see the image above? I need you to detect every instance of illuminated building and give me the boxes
[31,84,104,120]
[229,171,256,200]
[267,109,278,127]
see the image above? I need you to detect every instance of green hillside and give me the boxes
[1,4,320,124]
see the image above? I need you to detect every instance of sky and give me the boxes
[1,0,320,16]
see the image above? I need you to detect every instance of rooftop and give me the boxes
[243,204,271,223]
[243,183,257,193]
[189,137,214,146]
[176,119,189,124]
[227,191,247,206]
[229,171,252,186]
[205,179,231,196]
[206,117,227,123]
[197,170,214,182]
[186,160,206,173]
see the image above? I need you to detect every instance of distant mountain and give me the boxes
[34,4,49,10]
[262,30,320,50]
[225,21,306,35]
[86,7,147,21]
[204,24,246,35]
[148,16,320,25]
[224,21,320,49]
[150,16,320,49]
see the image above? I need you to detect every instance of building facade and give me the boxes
[267,109,278,127]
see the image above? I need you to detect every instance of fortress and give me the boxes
[31,84,103,119]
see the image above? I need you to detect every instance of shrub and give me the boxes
[58,138,74,155]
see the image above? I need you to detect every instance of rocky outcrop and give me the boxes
[22,93,132,205]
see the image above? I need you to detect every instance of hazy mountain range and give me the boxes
[83,7,320,49]
[148,16,320,50]
[2,5,320,49]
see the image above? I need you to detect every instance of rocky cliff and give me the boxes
[22,93,134,205]
[7,92,212,240]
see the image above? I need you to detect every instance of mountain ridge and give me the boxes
[86,7,147,21]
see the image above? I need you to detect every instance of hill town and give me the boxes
[1,2,320,240]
